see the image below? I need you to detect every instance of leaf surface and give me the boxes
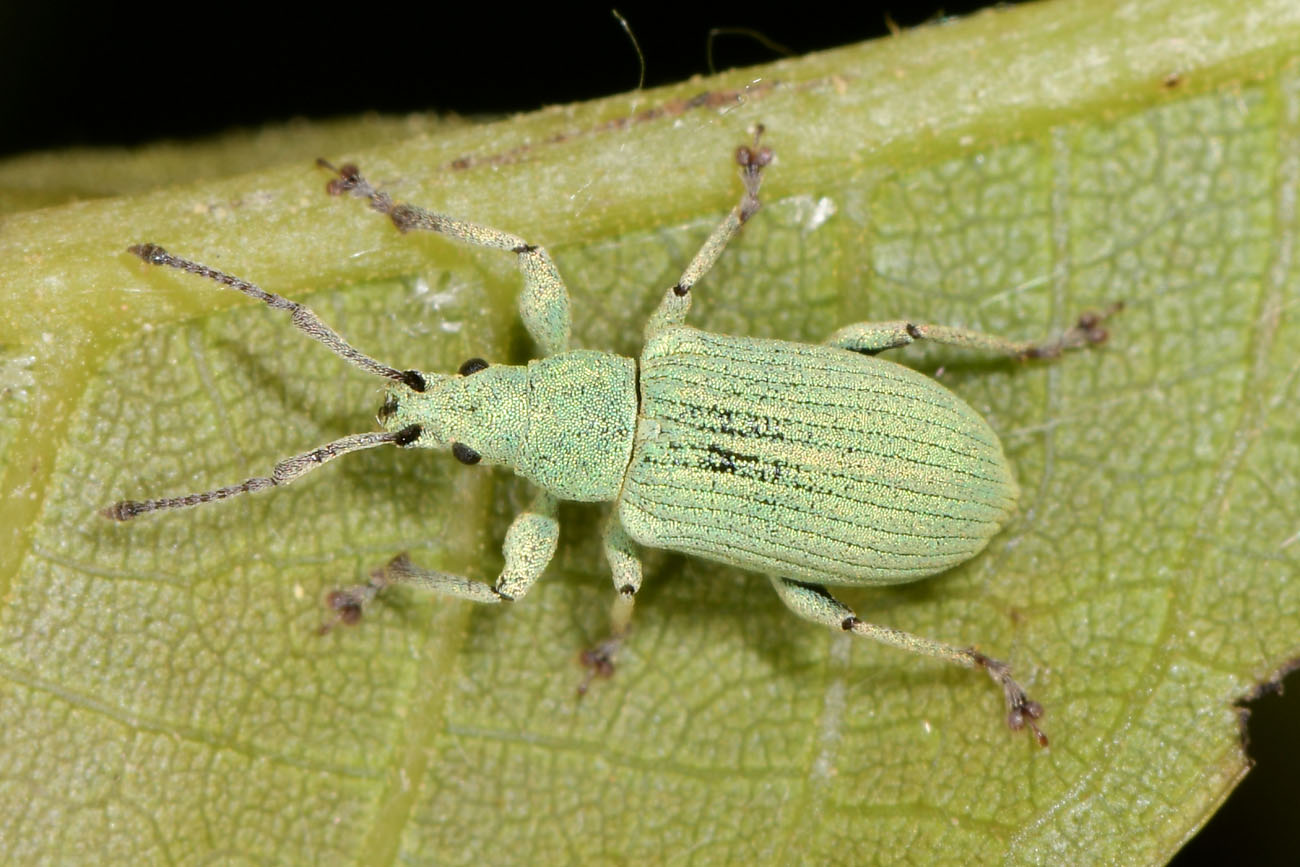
[2,1,1299,863]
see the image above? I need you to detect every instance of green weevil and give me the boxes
[106,129,1118,746]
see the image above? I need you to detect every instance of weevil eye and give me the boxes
[452,442,481,465]
[399,369,427,392]
[393,424,422,446]
[458,357,489,376]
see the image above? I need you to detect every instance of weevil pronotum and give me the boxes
[106,128,1119,746]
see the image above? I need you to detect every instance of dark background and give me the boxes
[1,2,1008,155]
[2,2,1295,863]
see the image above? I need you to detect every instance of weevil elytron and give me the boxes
[106,129,1118,746]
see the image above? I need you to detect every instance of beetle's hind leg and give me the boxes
[825,302,1123,360]
[577,520,644,694]
[317,160,572,356]
[770,577,1047,746]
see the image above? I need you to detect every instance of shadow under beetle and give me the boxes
[106,128,1120,746]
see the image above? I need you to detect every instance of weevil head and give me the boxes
[377,358,528,470]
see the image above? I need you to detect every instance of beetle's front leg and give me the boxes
[770,576,1048,746]
[578,520,643,693]
[825,303,1122,359]
[320,492,559,631]
[318,160,572,356]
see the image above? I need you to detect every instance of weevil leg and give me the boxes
[320,492,559,632]
[645,127,772,339]
[318,160,571,356]
[578,520,644,694]
[769,576,1048,746]
[825,302,1123,360]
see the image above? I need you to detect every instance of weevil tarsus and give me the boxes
[971,650,1049,747]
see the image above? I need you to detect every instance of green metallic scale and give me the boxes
[106,130,1117,746]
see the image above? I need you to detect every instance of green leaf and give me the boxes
[3,0,1299,863]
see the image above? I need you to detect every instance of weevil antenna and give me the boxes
[127,244,428,392]
[102,425,421,521]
